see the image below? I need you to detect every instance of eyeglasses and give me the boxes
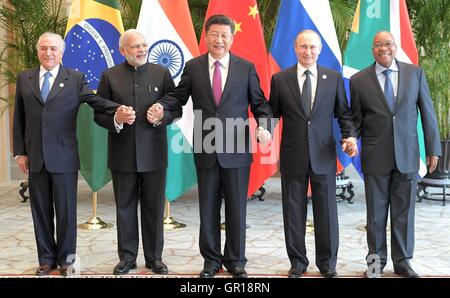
[128,42,148,50]
[373,42,396,49]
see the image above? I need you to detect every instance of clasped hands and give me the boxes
[341,137,358,157]
[146,103,272,144]
[115,105,136,125]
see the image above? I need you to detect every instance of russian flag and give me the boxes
[269,0,350,172]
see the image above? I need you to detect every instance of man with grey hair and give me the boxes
[269,29,357,278]
[13,32,134,276]
[94,29,181,275]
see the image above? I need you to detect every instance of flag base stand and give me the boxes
[78,192,112,230]
[78,216,112,230]
[163,200,186,230]
[163,216,187,230]
[306,219,314,233]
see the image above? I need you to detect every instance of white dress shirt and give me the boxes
[297,62,318,109]
[208,52,230,91]
[375,60,399,97]
[39,64,59,91]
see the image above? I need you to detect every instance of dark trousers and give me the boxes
[364,168,417,269]
[29,165,78,266]
[111,170,166,263]
[281,165,338,271]
[196,162,250,271]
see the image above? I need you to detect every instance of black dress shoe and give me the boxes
[394,266,419,278]
[113,260,137,275]
[229,267,248,278]
[199,267,220,278]
[288,267,307,278]
[35,264,57,276]
[320,269,338,278]
[145,260,168,274]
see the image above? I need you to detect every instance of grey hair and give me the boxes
[119,29,146,48]
[36,32,66,53]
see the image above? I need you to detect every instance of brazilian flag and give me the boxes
[63,0,124,191]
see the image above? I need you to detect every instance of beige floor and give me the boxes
[1,170,449,278]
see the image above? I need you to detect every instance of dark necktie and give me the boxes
[41,71,52,102]
[382,69,395,112]
[212,61,222,105]
[302,69,312,116]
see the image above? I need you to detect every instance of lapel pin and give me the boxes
[154,87,158,92]
[322,74,327,80]
[59,83,64,87]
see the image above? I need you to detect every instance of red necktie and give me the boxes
[212,61,222,105]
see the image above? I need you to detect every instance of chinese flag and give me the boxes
[199,0,279,197]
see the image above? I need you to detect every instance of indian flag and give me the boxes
[343,0,427,177]
[137,0,199,201]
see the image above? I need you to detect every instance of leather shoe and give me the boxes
[113,260,137,275]
[288,267,307,278]
[60,264,75,276]
[394,266,419,278]
[199,267,220,278]
[145,260,168,274]
[229,267,248,278]
[35,264,57,276]
[320,269,338,278]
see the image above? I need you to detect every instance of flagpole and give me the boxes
[163,200,186,230]
[79,192,112,230]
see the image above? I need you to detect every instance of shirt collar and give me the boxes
[297,62,318,77]
[208,53,230,69]
[40,64,60,79]
[375,60,398,75]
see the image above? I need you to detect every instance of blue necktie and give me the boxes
[382,69,395,112]
[41,71,52,102]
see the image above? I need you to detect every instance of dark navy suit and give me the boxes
[13,65,119,267]
[269,64,356,272]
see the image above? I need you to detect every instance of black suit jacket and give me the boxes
[158,53,273,169]
[94,62,180,172]
[13,65,119,173]
[269,64,356,175]
[350,61,441,174]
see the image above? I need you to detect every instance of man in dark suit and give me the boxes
[269,30,357,278]
[350,31,441,278]
[13,32,131,276]
[148,15,273,278]
[94,29,181,275]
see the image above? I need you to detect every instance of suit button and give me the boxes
[308,121,311,125]
[393,116,396,120]
[134,84,138,88]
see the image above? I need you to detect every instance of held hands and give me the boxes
[115,105,136,125]
[147,103,164,124]
[17,155,29,174]
[427,156,439,174]
[256,126,272,145]
[341,137,358,157]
